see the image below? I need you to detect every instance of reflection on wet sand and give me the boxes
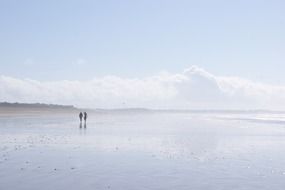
[1,113,285,190]
[79,123,87,129]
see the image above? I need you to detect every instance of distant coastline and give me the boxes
[0,102,78,115]
[0,102,76,109]
[1,102,285,115]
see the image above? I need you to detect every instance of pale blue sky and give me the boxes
[0,0,284,83]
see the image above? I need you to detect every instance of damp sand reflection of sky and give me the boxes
[1,113,285,161]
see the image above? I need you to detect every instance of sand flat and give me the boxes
[1,112,285,190]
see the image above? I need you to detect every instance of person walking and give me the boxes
[79,112,83,123]
[84,112,88,123]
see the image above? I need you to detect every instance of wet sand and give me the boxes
[1,112,285,190]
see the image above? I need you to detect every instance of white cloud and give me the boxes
[73,58,87,66]
[23,58,35,66]
[1,65,285,109]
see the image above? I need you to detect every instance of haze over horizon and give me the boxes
[1,65,285,110]
[0,1,285,109]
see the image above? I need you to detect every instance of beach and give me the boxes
[1,111,285,190]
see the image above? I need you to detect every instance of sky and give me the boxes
[0,0,285,109]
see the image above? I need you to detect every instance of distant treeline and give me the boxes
[0,102,76,110]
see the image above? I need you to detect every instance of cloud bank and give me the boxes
[1,66,285,110]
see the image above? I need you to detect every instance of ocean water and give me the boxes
[0,112,285,190]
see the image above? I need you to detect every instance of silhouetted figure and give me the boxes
[79,123,82,129]
[84,123,87,129]
[84,112,88,123]
[79,112,83,122]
